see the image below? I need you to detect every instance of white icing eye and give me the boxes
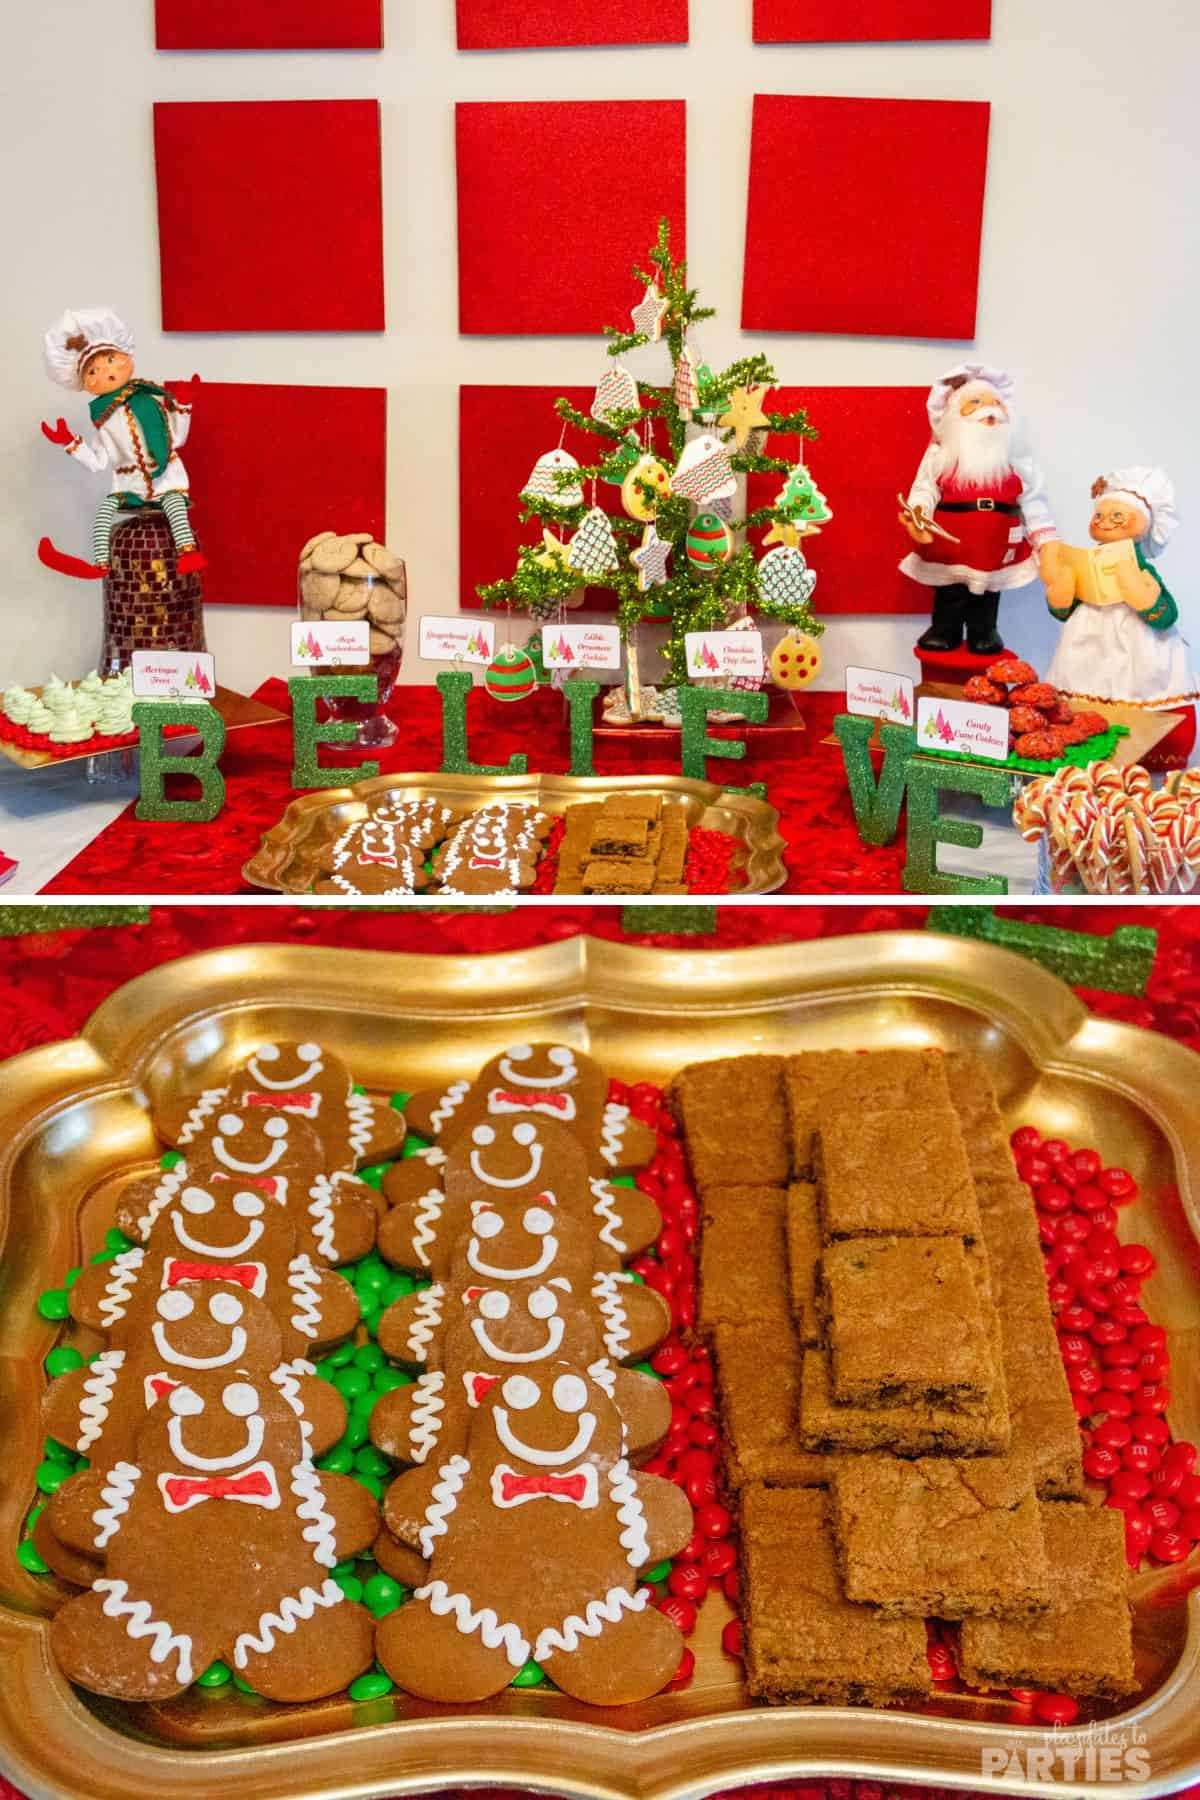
[473,1211,503,1240]
[512,1123,537,1147]
[157,1291,193,1321]
[255,1044,280,1062]
[264,1117,289,1140]
[222,1382,258,1418]
[297,1042,320,1060]
[502,1375,539,1410]
[528,1287,558,1321]
[168,1387,203,1417]
[234,1191,265,1218]
[472,1124,496,1147]
[548,1047,574,1069]
[553,1374,587,1414]
[524,1207,553,1235]
[209,1293,244,1325]
[218,1114,243,1136]
[478,1291,510,1320]
[507,1045,532,1062]
[181,1187,215,1215]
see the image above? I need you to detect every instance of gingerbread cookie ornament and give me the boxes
[153,1040,406,1170]
[402,1044,657,1179]
[376,1366,692,1704]
[47,1364,378,1701]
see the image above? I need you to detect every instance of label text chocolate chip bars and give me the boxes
[32,1038,693,1708]
[671,1048,1137,1707]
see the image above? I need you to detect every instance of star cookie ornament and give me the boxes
[530,529,571,574]
[757,544,817,609]
[621,453,673,522]
[591,365,640,425]
[672,434,736,505]
[630,523,671,592]
[521,448,583,510]
[769,629,822,691]
[567,506,620,576]
[719,383,771,451]
[631,283,668,342]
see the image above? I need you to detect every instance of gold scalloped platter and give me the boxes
[0,934,1198,1800]
[240,770,787,894]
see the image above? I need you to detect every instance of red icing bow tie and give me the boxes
[244,1095,317,1114]
[357,852,399,868]
[489,1089,572,1114]
[164,1259,266,1295]
[464,1370,499,1405]
[158,1462,279,1513]
[491,1463,599,1508]
[210,1171,280,1193]
[469,853,506,870]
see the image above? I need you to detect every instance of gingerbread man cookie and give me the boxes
[402,1044,657,1179]
[431,804,551,898]
[366,795,465,845]
[153,1039,406,1169]
[47,1362,378,1701]
[376,1365,691,1703]
[314,816,435,898]
[115,1106,379,1267]
[379,1117,662,1276]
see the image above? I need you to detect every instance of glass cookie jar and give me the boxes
[297,532,407,749]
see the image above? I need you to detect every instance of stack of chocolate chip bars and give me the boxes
[555,796,688,896]
[671,1048,1137,1709]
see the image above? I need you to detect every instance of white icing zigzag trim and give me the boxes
[418,1455,468,1558]
[177,1087,228,1147]
[586,1357,616,1399]
[136,1162,188,1239]
[290,1463,340,1568]
[270,1358,318,1459]
[75,1350,126,1453]
[429,1081,469,1135]
[591,1272,632,1359]
[590,1179,628,1255]
[288,1255,323,1339]
[232,1577,343,1669]
[93,1459,141,1547]
[94,1577,195,1685]
[98,1247,145,1329]
[415,1579,529,1668]
[599,1103,630,1170]
[534,1583,649,1663]
[411,1188,446,1268]
[346,1092,374,1159]
[306,1173,338,1263]
[408,1372,446,1463]
[607,1459,650,1568]
[406,1284,445,1360]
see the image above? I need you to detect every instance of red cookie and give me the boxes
[986,658,1037,686]
[1008,683,1059,711]
[47,1363,378,1702]
[376,1365,692,1704]
[1014,728,1069,760]
[963,676,1005,705]
[1047,698,1076,725]
[1071,711,1109,741]
[1007,705,1049,738]
[403,1043,657,1178]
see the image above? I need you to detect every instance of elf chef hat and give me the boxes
[1092,467,1178,558]
[927,363,1015,431]
[43,308,135,390]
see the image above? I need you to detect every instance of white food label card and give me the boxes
[917,694,1010,762]
[846,666,914,725]
[541,623,623,670]
[290,620,370,667]
[418,617,496,666]
[685,630,765,681]
[131,651,216,703]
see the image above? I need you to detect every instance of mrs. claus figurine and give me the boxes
[1044,468,1196,715]
[899,364,1058,657]
[38,308,206,582]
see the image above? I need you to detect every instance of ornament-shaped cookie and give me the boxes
[375,1365,691,1703]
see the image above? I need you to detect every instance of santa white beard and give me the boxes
[938,404,1015,487]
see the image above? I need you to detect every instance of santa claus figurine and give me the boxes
[38,308,205,582]
[899,364,1058,657]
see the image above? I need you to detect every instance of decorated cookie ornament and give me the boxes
[718,383,771,452]
[483,646,538,703]
[401,1043,658,1179]
[631,283,668,343]
[685,512,734,574]
[568,507,621,578]
[769,629,823,690]
[375,1366,692,1703]
[674,343,700,419]
[46,1363,379,1701]
[757,544,817,610]
[591,366,640,425]
[153,1040,406,1171]
[521,448,583,512]
[630,524,671,594]
[620,454,673,523]
[315,816,434,897]
[672,435,736,507]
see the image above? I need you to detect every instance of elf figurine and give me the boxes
[899,364,1058,657]
[38,308,206,582]
[1045,468,1196,713]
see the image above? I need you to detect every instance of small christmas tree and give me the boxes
[477,218,827,698]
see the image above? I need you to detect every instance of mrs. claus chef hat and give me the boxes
[43,308,134,390]
[1092,467,1178,559]
[927,363,1016,431]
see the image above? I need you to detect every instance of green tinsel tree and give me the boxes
[477,218,826,693]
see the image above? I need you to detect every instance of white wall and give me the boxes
[2,0,1197,695]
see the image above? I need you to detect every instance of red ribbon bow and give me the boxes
[164,1259,263,1292]
[160,1466,277,1511]
[494,1467,592,1505]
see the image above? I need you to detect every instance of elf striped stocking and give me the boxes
[160,491,196,553]
[92,494,123,568]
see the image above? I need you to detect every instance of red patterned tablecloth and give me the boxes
[41,682,908,895]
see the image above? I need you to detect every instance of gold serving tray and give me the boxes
[240,771,787,895]
[0,687,286,772]
[0,933,1198,1800]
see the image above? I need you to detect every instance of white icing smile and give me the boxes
[152,1322,247,1368]
[166,1384,265,1471]
[497,1044,577,1088]
[170,1212,264,1259]
[466,1210,558,1282]
[470,1316,563,1361]
[493,1408,596,1467]
[468,1122,543,1189]
[247,1041,323,1090]
[214,1127,289,1175]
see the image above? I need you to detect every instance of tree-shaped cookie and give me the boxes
[47,1363,378,1701]
[375,1365,691,1703]
[153,1040,406,1169]
[115,1106,379,1266]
